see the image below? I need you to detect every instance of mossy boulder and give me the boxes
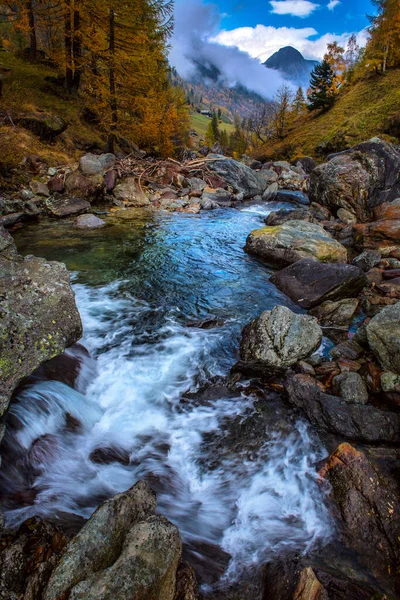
[245,220,347,267]
[0,225,82,418]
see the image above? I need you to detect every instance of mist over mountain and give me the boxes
[264,47,319,87]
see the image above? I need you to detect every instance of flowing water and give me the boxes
[2,202,333,592]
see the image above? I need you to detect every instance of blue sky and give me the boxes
[216,0,373,37]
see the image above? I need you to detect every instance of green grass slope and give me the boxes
[255,69,400,161]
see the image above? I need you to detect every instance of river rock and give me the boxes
[43,481,182,600]
[206,155,265,199]
[332,372,369,404]
[201,187,232,206]
[240,306,322,369]
[319,443,400,574]
[352,249,382,271]
[104,169,118,193]
[29,181,50,197]
[293,156,317,174]
[0,225,82,419]
[46,195,90,218]
[73,214,106,229]
[337,207,356,224]
[309,298,359,327]
[270,259,366,309]
[79,153,103,176]
[309,138,400,222]
[99,153,116,172]
[245,221,347,268]
[354,217,400,249]
[65,171,105,200]
[374,197,400,220]
[285,373,400,443]
[262,182,279,201]
[113,177,150,207]
[47,174,65,194]
[265,209,312,227]
[366,303,400,373]
[275,190,309,205]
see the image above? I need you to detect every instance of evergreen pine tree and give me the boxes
[307,60,336,112]
[293,86,306,114]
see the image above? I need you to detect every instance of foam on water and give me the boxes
[4,205,333,587]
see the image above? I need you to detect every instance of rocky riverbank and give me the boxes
[1,137,400,599]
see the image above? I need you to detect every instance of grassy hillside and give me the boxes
[190,112,235,139]
[255,69,400,161]
[0,52,106,173]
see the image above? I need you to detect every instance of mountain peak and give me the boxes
[264,47,319,86]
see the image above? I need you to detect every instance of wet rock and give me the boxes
[201,187,232,206]
[174,561,199,600]
[265,209,311,227]
[332,372,368,404]
[17,113,67,140]
[330,340,364,360]
[240,306,322,369]
[65,171,105,201]
[352,249,382,271]
[89,446,130,466]
[0,225,83,417]
[245,221,347,268]
[73,214,106,229]
[206,155,265,199]
[319,443,400,574]
[309,138,400,222]
[113,177,150,207]
[275,190,309,205]
[366,303,400,373]
[0,518,68,600]
[29,181,50,197]
[309,298,359,327]
[309,202,332,222]
[43,481,182,600]
[46,195,90,218]
[270,259,366,309]
[293,567,328,600]
[374,197,400,220]
[199,198,219,210]
[188,178,206,195]
[354,218,400,248]
[286,373,400,443]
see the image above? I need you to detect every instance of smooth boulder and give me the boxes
[366,303,400,374]
[44,482,182,600]
[270,259,367,309]
[245,221,347,268]
[240,306,322,368]
[73,214,106,229]
[46,195,90,218]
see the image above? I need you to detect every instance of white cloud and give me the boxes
[327,0,341,10]
[213,25,369,62]
[270,0,319,18]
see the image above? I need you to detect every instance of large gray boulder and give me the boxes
[73,214,106,229]
[309,138,400,222]
[0,226,82,419]
[366,303,400,374]
[206,155,265,199]
[245,221,347,267]
[46,195,90,218]
[240,305,322,368]
[44,482,182,600]
[270,259,367,309]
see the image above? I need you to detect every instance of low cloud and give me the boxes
[214,24,369,62]
[169,0,289,99]
[270,0,319,18]
[327,0,341,10]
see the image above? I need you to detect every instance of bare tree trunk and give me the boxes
[26,0,37,61]
[64,0,73,90]
[107,8,117,153]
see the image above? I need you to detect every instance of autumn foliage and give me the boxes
[0,0,189,156]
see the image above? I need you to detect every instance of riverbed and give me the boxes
[1,202,332,593]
